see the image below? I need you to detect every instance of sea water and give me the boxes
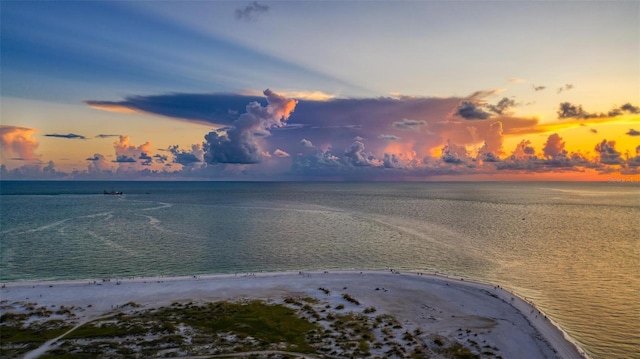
[0,181,638,359]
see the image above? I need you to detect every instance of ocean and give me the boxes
[0,181,638,359]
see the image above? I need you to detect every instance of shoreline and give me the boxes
[1,270,587,359]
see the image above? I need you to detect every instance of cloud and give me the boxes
[235,1,269,21]
[626,129,640,136]
[378,134,400,141]
[590,128,598,134]
[558,102,640,119]
[440,140,469,165]
[478,121,504,155]
[509,77,526,83]
[455,97,517,119]
[486,97,516,115]
[557,83,574,94]
[0,125,40,161]
[343,140,379,167]
[392,118,425,130]
[532,85,546,91]
[77,90,640,180]
[112,135,153,170]
[455,101,491,120]
[86,153,112,174]
[273,149,290,158]
[0,161,66,180]
[168,144,204,168]
[139,152,153,166]
[543,133,566,159]
[114,155,136,163]
[203,89,297,164]
[300,138,314,148]
[44,133,87,139]
[595,140,623,165]
[95,134,120,139]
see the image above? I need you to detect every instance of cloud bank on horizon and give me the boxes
[2,89,639,180]
[1,1,639,181]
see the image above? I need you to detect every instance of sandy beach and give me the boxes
[1,270,587,358]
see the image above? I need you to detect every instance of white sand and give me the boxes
[1,270,587,359]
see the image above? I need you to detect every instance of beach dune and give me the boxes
[1,271,586,358]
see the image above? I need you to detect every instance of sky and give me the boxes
[1,0,639,181]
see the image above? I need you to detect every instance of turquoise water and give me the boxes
[1,181,638,358]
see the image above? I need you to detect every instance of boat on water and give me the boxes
[104,190,123,195]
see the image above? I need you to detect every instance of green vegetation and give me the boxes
[0,293,485,358]
[341,293,360,305]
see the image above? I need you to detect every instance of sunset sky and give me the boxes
[1,0,639,181]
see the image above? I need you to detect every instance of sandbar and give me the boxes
[0,270,587,358]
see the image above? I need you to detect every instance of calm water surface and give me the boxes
[1,181,638,359]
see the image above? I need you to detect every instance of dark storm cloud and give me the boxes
[558,102,640,119]
[595,140,623,165]
[153,154,169,164]
[486,97,516,115]
[235,1,269,21]
[168,145,202,166]
[87,94,264,126]
[44,133,86,139]
[203,89,297,164]
[455,97,517,120]
[139,152,153,166]
[454,101,491,120]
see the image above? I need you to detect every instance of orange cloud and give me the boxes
[0,125,40,161]
[86,102,141,114]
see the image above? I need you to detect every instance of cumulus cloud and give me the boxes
[86,153,112,174]
[478,121,504,155]
[383,153,399,168]
[77,90,640,180]
[112,135,153,171]
[203,89,297,164]
[169,144,204,167]
[344,140,379,167]
[273,149,290,157]
[455,101,491,120]
[0,125,40,161]
[595,140,623,165]
[440,140,469,164]
[235,1,269,20]
[44,133,86,140]
[626,129,640,136]
[300,138,314,148]
[543,133,566,159]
